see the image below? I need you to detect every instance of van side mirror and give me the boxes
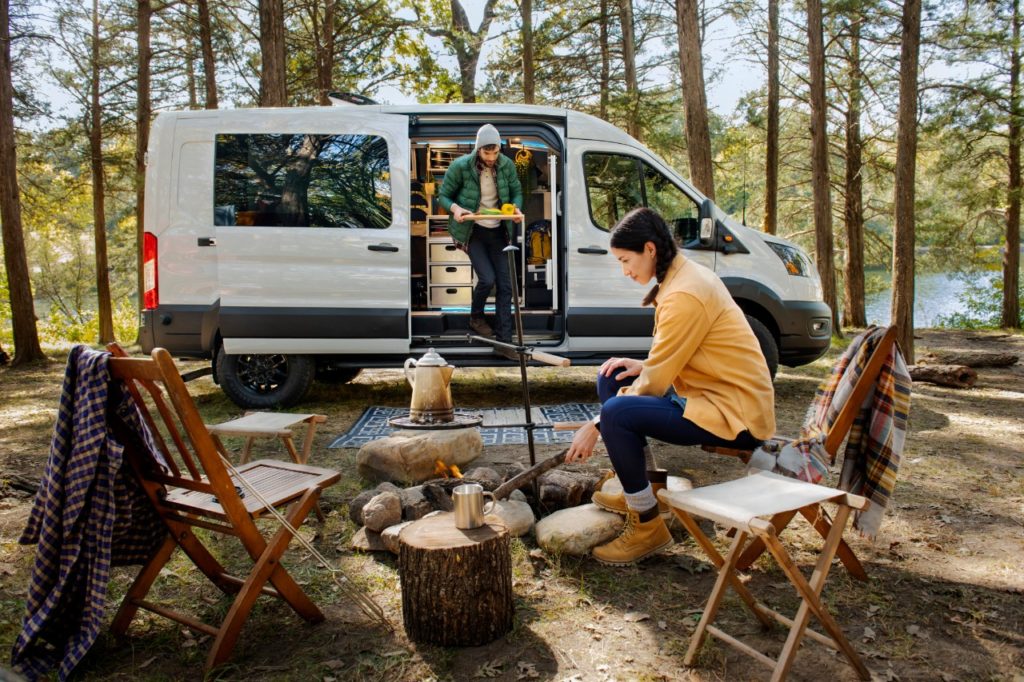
[698,199,716,246]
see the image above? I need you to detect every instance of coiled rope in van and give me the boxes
[217,452,391,630]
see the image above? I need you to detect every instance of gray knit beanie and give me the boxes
[474,124,502,152]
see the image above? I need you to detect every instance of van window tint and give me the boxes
[584,153,700,245]
[214,133,391,228]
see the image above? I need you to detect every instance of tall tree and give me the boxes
[762,0,778,234]
[676,0,714,199]
[0,0,44,364]
[259,0,287,105]
[522,0,534,104]
[135,0,152,318]
[842,10,866,328]
[1004,0,1021,328]
[807,0,838,331]
[891,0,922,360]
[599,0,610,119]
[89,0,114,343]
[618,0,640,139]
[196,0,218,108]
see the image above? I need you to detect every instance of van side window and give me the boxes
[641,162,700,246]
[214,133,391,228]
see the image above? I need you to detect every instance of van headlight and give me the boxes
[766,242,810,277]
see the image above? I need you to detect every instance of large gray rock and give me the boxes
[350,526,388,552]
[484,500,535,537]
[462,466,503,490]
[381,520,413,555]
[399,485,433,520]
[362,491,402,532]
[356,428,482,484]
[535,504,624,556]
[348,481,401,526]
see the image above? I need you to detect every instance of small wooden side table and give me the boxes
[206,412,327,465]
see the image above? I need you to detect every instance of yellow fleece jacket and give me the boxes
[621,253,776,441]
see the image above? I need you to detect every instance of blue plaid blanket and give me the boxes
[11,346,166,681]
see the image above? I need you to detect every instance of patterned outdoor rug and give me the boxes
[328,403,601,448]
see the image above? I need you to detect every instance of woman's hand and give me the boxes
[599,357,642,381]
[565,421,600,463]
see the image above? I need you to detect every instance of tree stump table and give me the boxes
[398,513,513,646]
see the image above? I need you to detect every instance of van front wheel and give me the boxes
[216,348,315,408]
[745,315,779,380]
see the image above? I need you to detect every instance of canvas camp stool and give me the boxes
[206,412,326,465]
[659,471,871,681]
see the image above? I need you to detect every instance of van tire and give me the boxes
[745,315,779,380]
[216,348,315,408]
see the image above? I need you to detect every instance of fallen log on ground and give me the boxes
[909,364,977,388]
[492,449,567,500]
[920,351,1018,368]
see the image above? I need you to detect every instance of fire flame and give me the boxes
[433,459,463,479]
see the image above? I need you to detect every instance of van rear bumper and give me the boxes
[139,306,216,359]
[777,300,832,366]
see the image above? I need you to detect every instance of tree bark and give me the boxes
[677,0,714,199]
[91,0,114,344]
[843,10,866,328]
[806,0,838,335]
[136,0,151,320]
[258,0,287,106]
[0,0,44,364]
[1003,0,1021,328]
[521,0,534,104]
[762,0,779,235]
[907,364,976,388]
[399,515,513,646]
[891,0,922,362]
[197,0,218,108]
[448,0,498,104]
[618,0,641,140]
[599,0,610,120]
[311,0,337,105]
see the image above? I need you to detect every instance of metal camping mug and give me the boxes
[452,483,496,530]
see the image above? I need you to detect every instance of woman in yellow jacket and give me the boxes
[566,207,776,566]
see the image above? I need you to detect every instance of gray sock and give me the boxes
[623,484,657,513]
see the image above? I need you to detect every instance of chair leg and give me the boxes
[111,534,176,636]
[735,509,797,571]
[798,505,868,581]
[684,530,750,666]
[761,506,870,681]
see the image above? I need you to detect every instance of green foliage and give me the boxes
[935,274,1022,329]
[37,298,138,345]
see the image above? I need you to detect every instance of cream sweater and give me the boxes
[621,253,776,441]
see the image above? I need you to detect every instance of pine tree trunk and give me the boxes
[618,0,641,140]
[136,0,151,321]
[314,0,336,105]
[522,0,534,104]
[0,0,44,364]
[1003,0,1021,329]
[449,0,498,104]
[599,0,610,120]
[891,0,921,362]
[762,0,779,235]
[806,0,838,334]
[197,0,218,108]
[91,0,114,344]
[676,0,715,199]
[843,11,866,328]
[258,0,287,106]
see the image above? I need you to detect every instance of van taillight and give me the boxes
[143,232,158,310]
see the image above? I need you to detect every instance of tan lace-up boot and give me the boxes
[592,470,670,518]
[592,508,673,566]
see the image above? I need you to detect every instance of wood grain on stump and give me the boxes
[398,513,513,646]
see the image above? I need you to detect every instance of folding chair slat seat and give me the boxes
[105,344,341,674]
[659,471,872,681]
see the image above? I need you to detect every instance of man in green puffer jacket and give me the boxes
[438,124,524,349]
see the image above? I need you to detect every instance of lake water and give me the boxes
[863,271,999,327]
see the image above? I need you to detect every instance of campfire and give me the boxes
[433,459,463,479]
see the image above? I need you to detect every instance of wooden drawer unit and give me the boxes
[430,264,472,285]
[429,285,472,307]
[429,242,470,263]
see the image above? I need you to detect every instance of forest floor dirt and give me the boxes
[1,328,1022,681]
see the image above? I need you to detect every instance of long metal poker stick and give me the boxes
[503,244,536,467]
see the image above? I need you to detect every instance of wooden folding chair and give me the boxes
[659,471,871,681]
[105,345,341,673]
[703,325,898,581]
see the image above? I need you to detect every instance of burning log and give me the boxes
[398,514,513,646]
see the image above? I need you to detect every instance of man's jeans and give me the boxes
[467,226,513,342]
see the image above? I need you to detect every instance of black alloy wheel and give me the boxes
[216,348,315,408]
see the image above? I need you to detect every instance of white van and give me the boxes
[139,103,831,408]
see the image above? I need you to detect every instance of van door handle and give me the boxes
[577,246,607,255]
[197,237,216,247]
[368,243,399,252]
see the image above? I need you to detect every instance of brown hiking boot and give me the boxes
[469,316,493,337]
[592,509,673,566]
[592,472,670,518]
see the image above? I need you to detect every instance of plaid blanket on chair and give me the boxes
[11,346,166,681]
[750,327,911,539]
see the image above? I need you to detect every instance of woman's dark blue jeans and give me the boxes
[597,370,762,494]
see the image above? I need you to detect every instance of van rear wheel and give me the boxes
[745,315,779,380]
[216,348,315,408]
